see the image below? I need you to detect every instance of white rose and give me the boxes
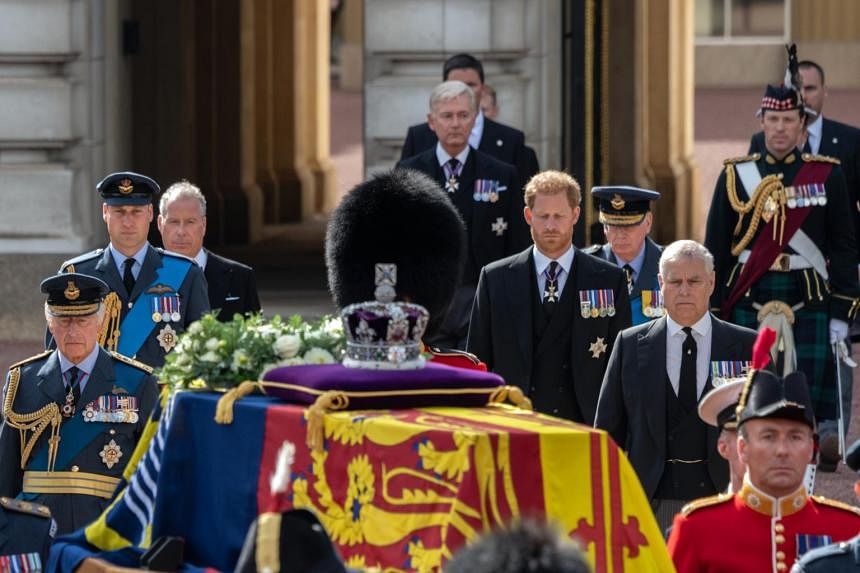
[205,337,220,351]
[231,349,250,371]
[188,321,203,335]
[200,351,221,363]
[275,334,302,359]
[323,318,344,337]
[303,347,335,364]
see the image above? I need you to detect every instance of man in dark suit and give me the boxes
[58,172,210,368]
[400,53,538,185]
[0,274,158,534]
[595,240,756,531]
[467,170,631,423]
[584,186,663,325]
[157,181,261,321]
[398,80,531,348]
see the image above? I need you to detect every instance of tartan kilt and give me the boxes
[731,270,836,420]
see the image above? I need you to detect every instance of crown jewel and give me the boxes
[341,263,429,370]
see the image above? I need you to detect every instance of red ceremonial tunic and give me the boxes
[668,480,860,572]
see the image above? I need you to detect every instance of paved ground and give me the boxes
[4,86,860,503]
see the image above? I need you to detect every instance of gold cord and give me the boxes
[98,292,122,352]
[725,167,787,256]
[2,367,62,470]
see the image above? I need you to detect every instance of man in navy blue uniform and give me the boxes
[58,172,210,368]
[0,274,158,534]
[585,186,663,325]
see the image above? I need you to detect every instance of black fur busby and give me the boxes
[326,168,467,337]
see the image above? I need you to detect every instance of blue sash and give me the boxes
[118,256,191,358]
[21,361,147,496]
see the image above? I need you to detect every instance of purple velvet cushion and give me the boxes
[260,362,505,409]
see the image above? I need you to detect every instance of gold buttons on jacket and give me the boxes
[774,534,786,544]
[71,465,79,472]
[774,523,785,533]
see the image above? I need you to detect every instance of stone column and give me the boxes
[0,0,128,338]
[641,0,699,242]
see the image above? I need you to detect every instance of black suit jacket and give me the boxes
[397,146,531,285]
[594,315,756,500]
[204,250,261,321]
[466,247,631,424]
[400,118,539,187]
[750,117,860,249]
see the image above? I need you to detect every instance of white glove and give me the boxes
[829,318,849,344]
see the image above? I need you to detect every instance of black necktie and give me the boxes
[622,264,634,294]
[543,261,560,304]
[68,366,81,402]
[679,327,697,411]
[123,258,136,295]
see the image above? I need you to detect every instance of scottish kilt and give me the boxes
[730,271,833,417]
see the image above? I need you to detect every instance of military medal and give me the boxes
[579,291,591,318]
[62,388,76,417]
[446,177,459,194]
[82,395,140,423]
[786,186,797,209]
[157,324,178,352]
[607,289,616,317]
[489,191,498,203]
[598,290,607,317]
[99,439,123,469]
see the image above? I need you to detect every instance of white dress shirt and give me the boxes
[665,312,713,399]
[533,245,575,301]
[806,114,823,155]
[435,143,471,170]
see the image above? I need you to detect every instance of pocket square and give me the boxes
[224,296,240,302]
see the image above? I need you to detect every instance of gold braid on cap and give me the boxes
[2,367,62,471]
[98,292,122,352]
[725,167,787,256]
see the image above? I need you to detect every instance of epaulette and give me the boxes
[680,492,733,516]
[427,346,482,365]
[802,153,841,165]
[60,249,104,273]
[723,153,760,165]
[8,350,53,370]
[812,495,860,516]
[156,247,195,264]
[110,351,155,374]
[0,496,52,518]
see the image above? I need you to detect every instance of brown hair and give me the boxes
[523,170,581,209]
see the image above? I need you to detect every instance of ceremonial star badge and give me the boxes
[589,337,607,358]
[445,177,459,193]
[543,283,558,303]
[491,217,508,236]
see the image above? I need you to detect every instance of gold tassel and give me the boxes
[488,386,534,411]
[305,391,349,451]
[214,381,260,424]
[98,292,122,352]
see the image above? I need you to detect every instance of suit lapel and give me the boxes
[78,348,116,408]
[504,249,534,375]
[818,119,836,156]
[204,250,229,305]
[637,317,667,446]
[36,352,66,404]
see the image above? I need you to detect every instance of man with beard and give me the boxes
[467,170,630,423]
